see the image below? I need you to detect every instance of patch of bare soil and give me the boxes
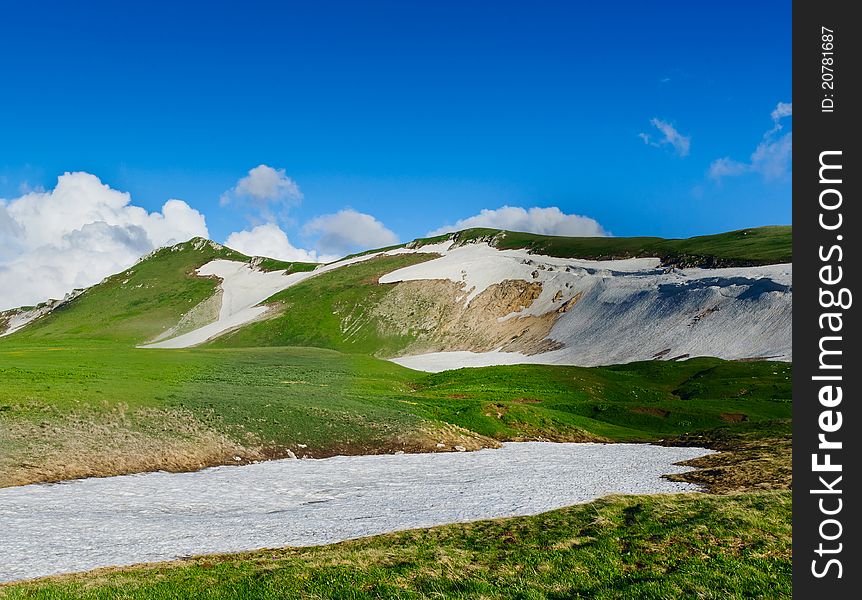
[266,422,501,460]
[505,428,607,444]
[511,397,541,404]
[631,407,670,418]
[373,279,570,356]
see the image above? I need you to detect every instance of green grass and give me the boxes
[268,225,791,267]
[411,226,792,267]
[6,239,244,344]
[0,491,791,599]
[0,229,793,488]
[411,359,791,442]
[0,344,436,486]
[0,340,791,487]
[251,257,318,273]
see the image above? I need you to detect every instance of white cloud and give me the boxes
[640,118,690,157]
[427,206,607,237]
[707,157,749,179]
[749,131,792,180]
[771,102,792,121]
[0,172,208,311]
[304,209,399,256]
[224,223,334,263]
[219,165,302,220]
[709,102,792,181]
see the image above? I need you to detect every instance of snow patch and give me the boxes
[141,260,313,348]
[382,244,792,370]
[140,246,425,348]
[0,442,711,583]
[0,290,84,337]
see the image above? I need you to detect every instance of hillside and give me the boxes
[0,223,793,600]
[1,227,792,367]
[0,226,793,488]
[211,229,792,366]
[1,238,317,345]
[0,345,791,487]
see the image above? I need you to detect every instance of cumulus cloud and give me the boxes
[427,206,607,238]
[224,223,336,263]
[0,172,208,311]
[709,102,792,181]
[220,167,396,261]
[640,118,691,157]
[303,209,399,256]
[219,164,302,221]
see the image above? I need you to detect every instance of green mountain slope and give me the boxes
[210,226,792,360]
[2,226,790,347]
[5,238,316,345]
[209,253,438,355]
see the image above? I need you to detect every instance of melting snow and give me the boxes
[0,442,710,583]
[141,261,314,348]
[382,243,792,369]
[140,251,393,348]
[131,239,790,363]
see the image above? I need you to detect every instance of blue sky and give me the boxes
[0,1,791,308]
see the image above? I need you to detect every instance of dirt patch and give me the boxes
[505,428,607,444]
[484,403,509,418]
[632,407,670,418]
[557,291,583,313]
[372,279,564,357]
[662,425,792,494]
[720,413,749,423]
[511,397,541,404]
[689,305,720,327]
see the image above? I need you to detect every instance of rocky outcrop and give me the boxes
[372,279,565,356]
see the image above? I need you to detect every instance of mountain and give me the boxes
[2,226,792,367]
[0,226,792,488]
[0,238,316,344]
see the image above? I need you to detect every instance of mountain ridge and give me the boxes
[1,225,792,369]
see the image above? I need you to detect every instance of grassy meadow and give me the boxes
[0,341,790,488]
